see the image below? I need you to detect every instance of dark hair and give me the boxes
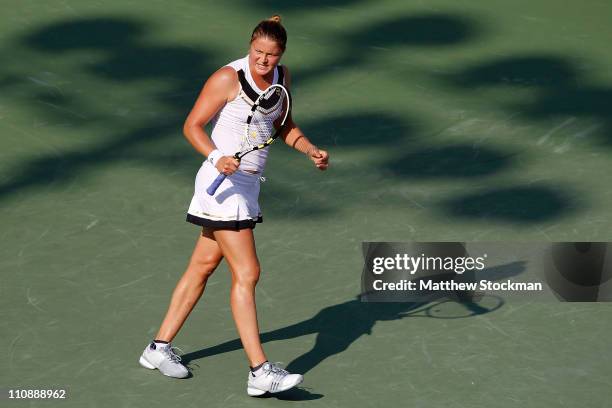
[250,15,287,51]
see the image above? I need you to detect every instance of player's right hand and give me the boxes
[216,156,240,175]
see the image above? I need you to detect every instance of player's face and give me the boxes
[249,37,284,78]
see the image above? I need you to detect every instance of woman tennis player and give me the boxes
[138,16,329,396]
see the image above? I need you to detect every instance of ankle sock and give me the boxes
[250,361,268,373]
[153,340,170,349]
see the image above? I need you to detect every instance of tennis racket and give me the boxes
[206,84,291,195]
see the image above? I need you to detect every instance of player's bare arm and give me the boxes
[183,67,240,175]
[280,66,330,170]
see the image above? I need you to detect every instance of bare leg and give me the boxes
[213,228,267,367]
[155,229,223,342]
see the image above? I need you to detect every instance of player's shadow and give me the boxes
[182,261,522,385]
[182,297,498,378]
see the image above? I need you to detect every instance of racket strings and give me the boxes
[245,95,286,148]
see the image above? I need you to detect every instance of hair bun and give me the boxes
[251,15,287,51]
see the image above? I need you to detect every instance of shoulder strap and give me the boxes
[277,65,285,85]
[237,69,258,104]
[237,66,287,108]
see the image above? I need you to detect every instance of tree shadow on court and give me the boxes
[378,143,579,223]
[289,12,585,226]
[236,0,367,11]
[293,13,482,86]
[383,144,518,179]
[439,54,612,147]
[21,18,210,105]
[348,14,479,48]
[439,185,580,224]
[304,112,418,147]
[294,106,580,226]
[0,17,213,199]
[258,111,421,217]
[401,53,609,224]
[183,261,523,390]
[0,123,180,198]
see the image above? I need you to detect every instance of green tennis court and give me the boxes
[2,0,611,406]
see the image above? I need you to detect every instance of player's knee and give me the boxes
[233,265,260,287]
[189,254,221,281]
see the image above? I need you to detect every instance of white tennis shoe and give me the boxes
[247,362,303,396]
[138,342,189,379]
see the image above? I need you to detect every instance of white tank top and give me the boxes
[209,56,282,174]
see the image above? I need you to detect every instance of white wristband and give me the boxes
[207,149,223,167]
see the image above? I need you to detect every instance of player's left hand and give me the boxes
[309,147,329,170]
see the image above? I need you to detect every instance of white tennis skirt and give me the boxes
[186,161,263,230]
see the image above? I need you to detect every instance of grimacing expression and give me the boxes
[249,37,283,77]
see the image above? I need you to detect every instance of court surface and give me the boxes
[1,1,611,407]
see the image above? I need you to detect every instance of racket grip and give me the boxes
[207,173,227,195]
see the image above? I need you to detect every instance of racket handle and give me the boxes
[207,173,227,195]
